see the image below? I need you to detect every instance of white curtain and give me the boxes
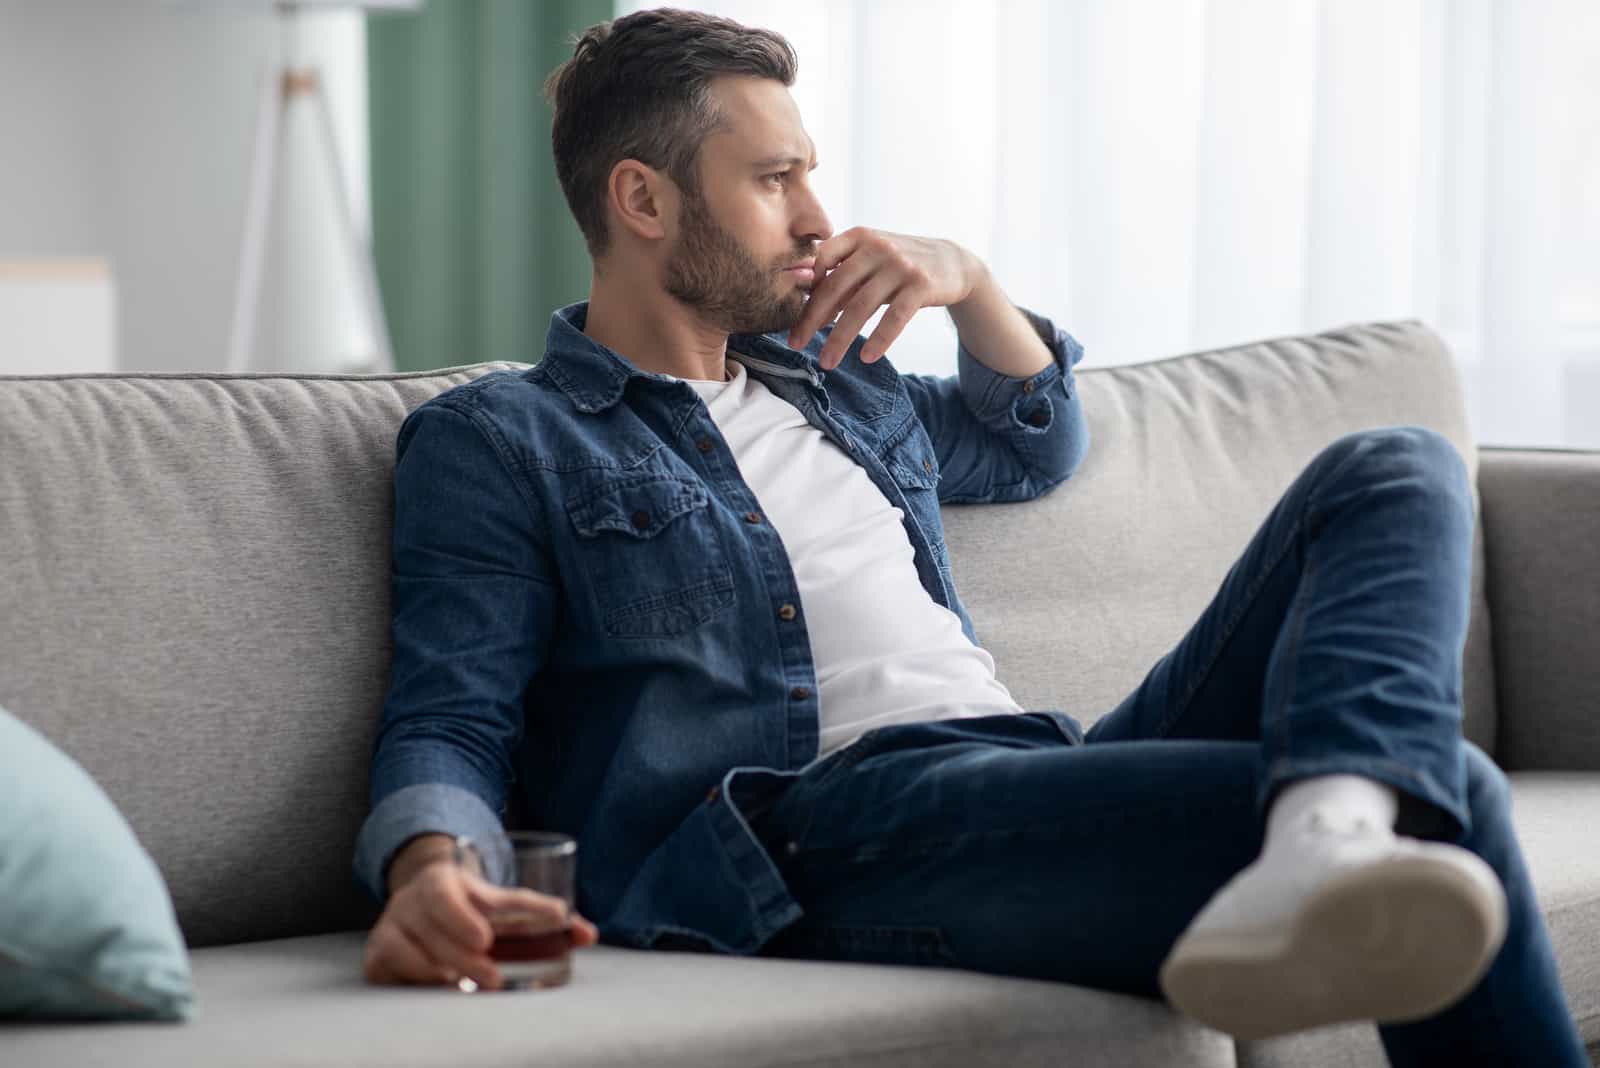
[617,0,1600,449]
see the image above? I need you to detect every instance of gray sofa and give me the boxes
[3,320,1597,1066]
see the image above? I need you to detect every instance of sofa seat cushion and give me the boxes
[9,778,1597,1068]
[1509,772,1600,1055]
[2,932,1233,1068]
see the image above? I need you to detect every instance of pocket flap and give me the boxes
[568,476,709,539]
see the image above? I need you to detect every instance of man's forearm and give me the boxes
[947,262,1053,379]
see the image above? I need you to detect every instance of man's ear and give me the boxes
[607,159,674,244]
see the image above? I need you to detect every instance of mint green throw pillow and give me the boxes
[0,707,194,1020]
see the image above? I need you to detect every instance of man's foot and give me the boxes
[1158,807,1508,1040]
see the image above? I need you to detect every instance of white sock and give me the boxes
[1265,774,1399,852]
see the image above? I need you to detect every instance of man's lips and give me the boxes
[782,260,816,284]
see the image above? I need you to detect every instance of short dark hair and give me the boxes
[543,7,798,258]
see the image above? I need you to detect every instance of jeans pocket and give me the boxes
[748,735,888,862]
[1028,709,1086,746]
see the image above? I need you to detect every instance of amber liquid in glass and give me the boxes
[490,928,573,963]
[490,925,574,988]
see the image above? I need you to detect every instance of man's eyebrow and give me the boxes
[750,154,820,171]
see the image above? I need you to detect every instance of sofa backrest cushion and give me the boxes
[0,366,522,947]
[943,319,1494,759]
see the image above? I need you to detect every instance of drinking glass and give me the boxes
[458,831,578,990]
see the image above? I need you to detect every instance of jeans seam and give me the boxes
[1145,433,1381,743]
[1157,432,1372,755]
[1264,434,1400,782]
[1270,540,1323,776]
[1152,511,1307,740]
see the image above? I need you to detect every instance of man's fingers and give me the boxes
[467,881,574,931]
[418,871,495,952]
[861,295,923,362]
[810,227,864,277]
[392,868,504,988]
[410,909,504,991]
[791,252,871,347]
[820,274,903,369]
[571,915,601,946]
[365,920,455,986]
[790,238,876,342]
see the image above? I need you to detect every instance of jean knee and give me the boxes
[1321,426,1473,516]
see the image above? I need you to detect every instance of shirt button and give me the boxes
[697,439,714,453]
[785,841,800,857]
[706,786,720,803]
[777,603,797,621]
[922,458,934,474]
[631,510,651,530]
[1022,380,1036,394]
[744,511,762,524]
[790,686,810,700]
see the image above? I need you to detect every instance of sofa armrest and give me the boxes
[1479,447,1600,771]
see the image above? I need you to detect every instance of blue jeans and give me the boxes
[741,427,1588,1067]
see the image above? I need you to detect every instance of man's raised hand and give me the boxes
[786,227,985,371]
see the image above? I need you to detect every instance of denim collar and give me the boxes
[540,301,824,414]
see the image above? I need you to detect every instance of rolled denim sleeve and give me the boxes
[352,400,556,902]
[901,307,1090,504]
[354,784,511,898]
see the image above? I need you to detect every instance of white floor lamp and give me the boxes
[222,0,421,374]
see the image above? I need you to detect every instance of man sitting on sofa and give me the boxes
[352,8,1586,1063]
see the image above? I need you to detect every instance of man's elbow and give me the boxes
[1023,388,1090,496]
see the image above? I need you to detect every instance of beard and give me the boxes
[663,189,811,336]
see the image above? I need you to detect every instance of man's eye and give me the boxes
[764,172,787,187]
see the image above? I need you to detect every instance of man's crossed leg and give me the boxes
[749,427,1587,1066]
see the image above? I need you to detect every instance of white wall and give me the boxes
[0,0,367,373]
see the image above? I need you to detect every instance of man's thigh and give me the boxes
[1083,426,1473,751]
[751,713,1266,999]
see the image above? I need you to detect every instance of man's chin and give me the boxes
[770,294,809,340]
[731,299,805,341]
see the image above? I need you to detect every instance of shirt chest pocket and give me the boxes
[565,474,734,639]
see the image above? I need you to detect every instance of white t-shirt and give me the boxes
[681,358,1024,758]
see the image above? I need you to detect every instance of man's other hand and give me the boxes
[786,226,984,370]
[363,842,601,989]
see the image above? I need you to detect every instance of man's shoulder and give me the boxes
[414,365,553,416]
[402,363,655,473]
[405,364,580,436]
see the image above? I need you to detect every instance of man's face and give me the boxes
[663,76,832,337]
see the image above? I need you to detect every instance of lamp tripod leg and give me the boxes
[307,73,395,373]
[226,63,284,374]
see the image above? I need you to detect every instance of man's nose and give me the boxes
[794,190,832,245]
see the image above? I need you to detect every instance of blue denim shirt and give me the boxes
[354,301,1089,953]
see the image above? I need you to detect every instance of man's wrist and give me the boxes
[949,269,1053,381]
[950,240,988,304]
[385,832,458,896]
